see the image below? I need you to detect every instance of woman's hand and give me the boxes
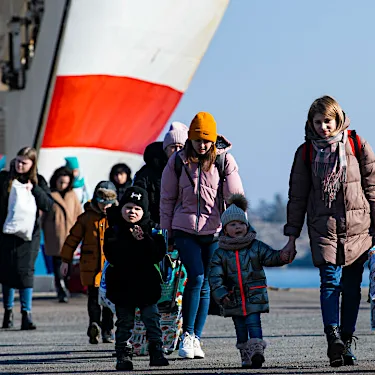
[130,225,144,240]
[60,262,69,277]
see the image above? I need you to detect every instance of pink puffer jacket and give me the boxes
[160,135,244,235]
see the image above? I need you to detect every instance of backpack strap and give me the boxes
[302,140,312,170]
[215,152,227,214]
[348,129,361,163]
[174,151,195,188]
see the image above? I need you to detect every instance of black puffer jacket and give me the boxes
[133,142,168,224]
[103,208,166,307]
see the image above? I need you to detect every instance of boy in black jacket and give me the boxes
[104,186,169,371]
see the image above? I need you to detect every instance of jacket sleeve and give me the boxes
[103,227,118,265]
[284,145,311,238]
[32,175,53,212]
[223,153,244,203]
[359,137,375,233]
[160,154,179,234]
[142,233,166,263]
[208,249,228,304]
[60,215,85,263]
[257,240,284,267]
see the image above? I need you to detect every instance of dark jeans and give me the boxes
[87,286,114,333]
[115,304,162,350]
[319,251,368,334]
[174,233,218,338]
[232,312,263,344]
[52,256,69,296]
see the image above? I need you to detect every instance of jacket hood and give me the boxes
[216,134,232,155]
[143,141,168,170]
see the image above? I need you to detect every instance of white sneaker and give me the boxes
[193,335,205,359]
[178,332,194,359]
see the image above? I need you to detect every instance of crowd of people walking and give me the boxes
[0,96,374,370]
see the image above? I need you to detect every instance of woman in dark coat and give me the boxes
[0,147,53,330]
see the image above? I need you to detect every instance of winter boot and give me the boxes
[248,338,266,369]
[325,326,344,367]
[116,345,134,371]
[87,322,101,344]
[2,309,14,328]
[341,332,357,366]
[236,342,252,368]
[21,311,36,330]
[148,341,169,366]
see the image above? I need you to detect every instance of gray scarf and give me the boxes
[219,230,256,251]
[306,123,348,208]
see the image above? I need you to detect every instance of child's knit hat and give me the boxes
[119,186,149,212]
[163,121,189,151]
[65,156,80,170]
[221,194,249,228]
[188,112,217,143]
[93,181,117,204]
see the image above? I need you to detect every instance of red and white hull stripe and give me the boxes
[38,0,229,189]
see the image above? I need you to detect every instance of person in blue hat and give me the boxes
[65,156,90,206]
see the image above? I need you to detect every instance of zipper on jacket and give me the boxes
[235,250,247,316]
[195,162,202,232]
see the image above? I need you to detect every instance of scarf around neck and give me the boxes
[219,229,256,251]
[306,125,348,208]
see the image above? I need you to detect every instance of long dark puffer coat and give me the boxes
[133,141,168,224]
[103,207,166,308]
[0,171,53,288]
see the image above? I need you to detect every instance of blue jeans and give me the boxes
[319,251,368,334]
[175,233,218,338]
[232,313,263,344]
[2,285,33,312]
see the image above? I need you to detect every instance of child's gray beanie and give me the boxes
[221,194,249,228]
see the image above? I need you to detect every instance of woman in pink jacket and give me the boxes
[160,112,244,359]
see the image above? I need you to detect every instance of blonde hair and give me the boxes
[307,95,345,135]
[185,140,217,172]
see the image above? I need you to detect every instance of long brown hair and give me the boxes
[185,140,217,172]
[9,147,38,189]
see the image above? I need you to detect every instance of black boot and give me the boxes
[148,341,169,367]
[21,311,36,330]
[2,309,14,328]
[325,326,344,367]
[341,332,357,366]
[116,345,133,371]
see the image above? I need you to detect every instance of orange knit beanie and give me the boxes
[188,112,217,143]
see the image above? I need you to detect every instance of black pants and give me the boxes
[52,256,69,296]
[87,286,114,333]
[115,304,162,350]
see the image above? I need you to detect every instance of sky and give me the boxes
[158,0,375,206]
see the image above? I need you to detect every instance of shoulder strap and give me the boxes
[174,151,183,179]
[215,152,227,214]
[302,140,312,170]
[348,129,361,163]
[174,151,195,188]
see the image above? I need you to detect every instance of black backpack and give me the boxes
[174,151,227,214]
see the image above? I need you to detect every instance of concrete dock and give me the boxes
[1,288,374,374]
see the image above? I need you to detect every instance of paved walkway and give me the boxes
[1,289,374,374]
